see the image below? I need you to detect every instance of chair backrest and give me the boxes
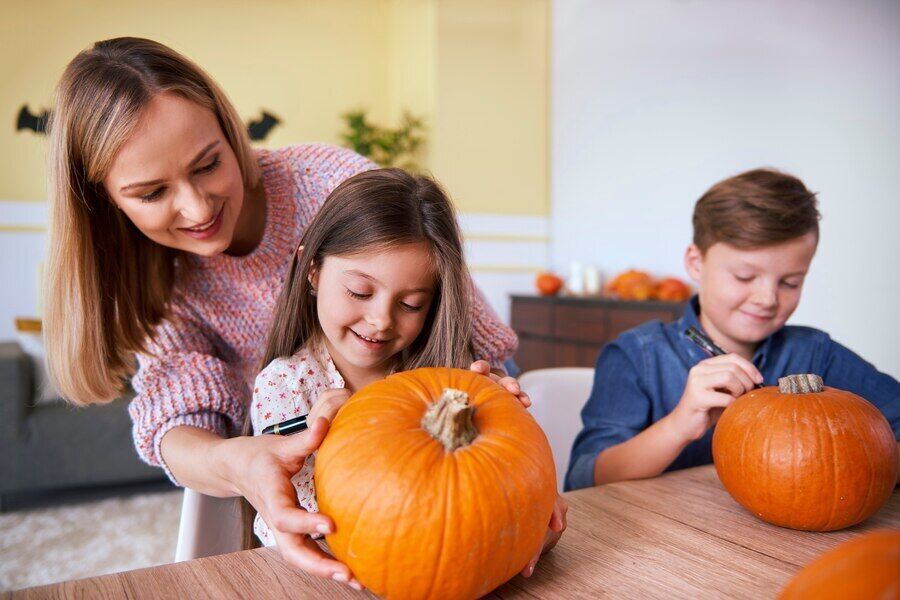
[175,489,243,561]
[518,367,594,493]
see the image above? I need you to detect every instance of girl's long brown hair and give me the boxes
[45,37,259,405]
[241,168,474,549]
[262,167,474,372]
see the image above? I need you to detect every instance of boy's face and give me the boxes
[684,232,818,356]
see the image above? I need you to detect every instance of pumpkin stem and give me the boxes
[778,374,824,394]
[422,388,477,451]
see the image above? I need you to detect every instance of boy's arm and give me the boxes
[582,351,761,487]
[593,413,694,485]
[565,342,652,490]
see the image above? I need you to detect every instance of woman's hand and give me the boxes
[307,388,352,426]
[214,415,363,591]
[521,494,568,577]
[469,359,531,408]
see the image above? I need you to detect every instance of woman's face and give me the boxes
[103,92,246,257]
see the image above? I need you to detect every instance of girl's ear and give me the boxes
[307,261,320,293]
[684,243,704,283]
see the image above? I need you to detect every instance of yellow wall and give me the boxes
[432,0,549,216]
[0,0,393,201]
[0,0,548,215]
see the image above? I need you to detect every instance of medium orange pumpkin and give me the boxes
[779,530,900,599]
[314,367,557,600]
[651,277,691,302]
[713,374,898,531]
[606,269,654,301]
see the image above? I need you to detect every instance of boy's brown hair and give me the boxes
[692,168,821,253]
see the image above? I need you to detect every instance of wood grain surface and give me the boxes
[10,465,898,599]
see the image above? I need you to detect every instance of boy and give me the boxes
[565,169,900,490]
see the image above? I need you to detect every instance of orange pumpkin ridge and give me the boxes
[779,530,900,599]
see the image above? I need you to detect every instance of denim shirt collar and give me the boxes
[677,295,774,368]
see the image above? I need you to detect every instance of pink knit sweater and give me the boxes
[128,144,518,482]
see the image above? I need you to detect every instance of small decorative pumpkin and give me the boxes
[314,368,557,600]
[713,374,898,531]
[651,277,691,302]
[606,269,653,301]
[535,271,564,296]
[779,530,900,599]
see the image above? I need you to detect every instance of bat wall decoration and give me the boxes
[17,105,49,134]
[14,104,282,141]
[246,111,281,141]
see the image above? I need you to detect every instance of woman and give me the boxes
[44,38,556,587]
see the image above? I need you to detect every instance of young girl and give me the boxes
[249,168,566,584]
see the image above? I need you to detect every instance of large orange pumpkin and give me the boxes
[314,368,557,600]
[713,374,898,531]
[779,530,900,599]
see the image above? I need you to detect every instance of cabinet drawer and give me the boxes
[555,342,603,368]
[515,337,557,373]
[511,301,553,336]
[553,305,608,342]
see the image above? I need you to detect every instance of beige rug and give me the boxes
[0,490,182,592]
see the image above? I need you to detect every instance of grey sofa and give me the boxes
[0,341,165,509]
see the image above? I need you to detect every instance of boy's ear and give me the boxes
[684,244,704,283]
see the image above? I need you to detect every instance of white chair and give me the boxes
[174,489,243,561]
[518,367,595,492]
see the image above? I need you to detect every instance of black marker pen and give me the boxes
[261,414,308,436]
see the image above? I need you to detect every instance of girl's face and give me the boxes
[311,242,437,387]
[103,92,248,257]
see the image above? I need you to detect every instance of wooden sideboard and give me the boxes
[511,294,686,373]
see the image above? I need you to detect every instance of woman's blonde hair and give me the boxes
[45,37,260,405]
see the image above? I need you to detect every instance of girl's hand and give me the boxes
[521,494,568,578]
[216,417,363,591]
[668,353,763,442]
[469,359,531,408]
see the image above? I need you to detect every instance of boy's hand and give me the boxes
[307,388,353,425]
[469,359,532,408]
[668,354,763,442]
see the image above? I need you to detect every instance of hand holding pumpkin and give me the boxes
[222,418,362,589]
[521,494,569,577]
[469,359,532,408]
[307,388,353,425]
[667,354,763,442]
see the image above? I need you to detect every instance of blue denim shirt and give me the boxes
[565,296,900,491]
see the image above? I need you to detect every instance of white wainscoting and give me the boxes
[0,204,547,341]
[459,212,549,325]
[0,200,48,340]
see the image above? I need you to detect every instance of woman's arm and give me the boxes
[470,282,518,369]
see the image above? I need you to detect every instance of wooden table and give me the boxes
[9,465,899,599]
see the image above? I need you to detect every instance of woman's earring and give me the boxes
[309,286,317,297]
